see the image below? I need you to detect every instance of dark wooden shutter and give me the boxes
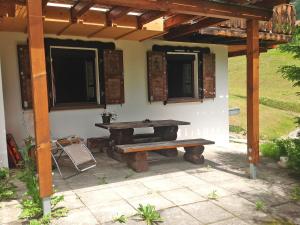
[202,53,216,99]
[103,49,124,104]
[17,45,33,109]
[147,51,167,102]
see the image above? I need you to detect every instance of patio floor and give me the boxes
[1,143,300,225]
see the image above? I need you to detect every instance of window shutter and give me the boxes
[147,51,167,102]
[103,49,124,104]
[17,45,33,109]
[202,53,216,99]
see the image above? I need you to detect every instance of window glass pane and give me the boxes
[167,54,194,98]
[51,48,97,105]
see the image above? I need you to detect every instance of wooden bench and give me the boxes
[116,138,214,172]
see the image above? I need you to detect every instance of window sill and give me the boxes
[50,103,105,111]
[165,97,202,104]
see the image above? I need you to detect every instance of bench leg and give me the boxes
[154,126,178,157]
[184,146,205,164]
[127,152,149,172]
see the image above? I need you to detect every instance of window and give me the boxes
[50,47,100,107]
[166,53,198,100]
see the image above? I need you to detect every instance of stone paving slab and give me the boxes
[160,207,202,225]
[77,188,122,206]
[270,202,300,225]
[127,193,175,210]
[180,201,235,224]
[52,208,99,225]
[88,199,136,223]
[160,188,205,206]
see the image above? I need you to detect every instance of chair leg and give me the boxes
[51,153,63,177]
[127,152,149,172]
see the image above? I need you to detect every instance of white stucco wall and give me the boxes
[0,32,229,149]
[0,58,8,167]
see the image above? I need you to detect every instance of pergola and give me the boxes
[0,0,296,214]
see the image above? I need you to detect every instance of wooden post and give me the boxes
[26,0,52,210]
[246,19,260,179]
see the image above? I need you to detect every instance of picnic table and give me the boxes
[95,119,190,161]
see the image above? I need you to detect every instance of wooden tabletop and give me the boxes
[95,120,190,130]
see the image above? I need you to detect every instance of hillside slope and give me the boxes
[229,49,300,140]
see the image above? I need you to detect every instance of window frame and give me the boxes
[49,46,101,109]
[166,52,201,103]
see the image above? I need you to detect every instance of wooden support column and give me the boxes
[246,19,259,179]
[26,0,52,205]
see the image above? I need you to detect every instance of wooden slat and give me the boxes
[165,17,226,40]
[26,0,52,198]
[117,139,215,153]
[247,19,260,165]
[93,0,273,21]
[95,120,190,130]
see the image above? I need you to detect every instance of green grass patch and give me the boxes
[229,125,246,134]
[229,48,300,139]
[230,95,297,140]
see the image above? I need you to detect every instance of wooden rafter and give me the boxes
[137,11,166,28]
[164,14,197,30]
[71,0,94,22]
[0,2,15,17]
[93,0,273,21]
[106,6,132,26]
[42,0,49,9]
[165,17,227,40]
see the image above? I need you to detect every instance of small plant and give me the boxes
[136,204,163,225]
[0,168,17,201]
[101,110,117,124]
[290,186,300,202]
[208,190,219,200]
[98,176,108,185]
[229,125,246,134]
[125,171,134,179]
[113,214,127,224]
[18,141,68,223]
[255,200,265,211]
[29,214,51,225]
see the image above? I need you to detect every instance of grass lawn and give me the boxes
[229,48,300,140]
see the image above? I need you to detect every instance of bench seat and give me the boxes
[116,138,214,172]
[117,139,214,153]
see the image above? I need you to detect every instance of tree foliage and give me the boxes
[279,23,300,127]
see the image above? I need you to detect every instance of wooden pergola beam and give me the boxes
[246,19,260,179]
[26,0,52,212]
[165,17,227,40]
[70,0,94,22]
[93,0,273,21]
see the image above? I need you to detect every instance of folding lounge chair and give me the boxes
[51,136,96,179]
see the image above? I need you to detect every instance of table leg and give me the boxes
[154,126,178,157]
[108,128,134,162]
[184,145,205,164]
